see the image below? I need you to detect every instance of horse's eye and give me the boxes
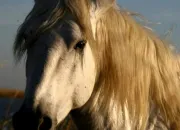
[74,40,86,51]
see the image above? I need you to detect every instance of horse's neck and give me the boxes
[70,109,94,130]
[147,105,170,130]
[70,106,170,130]
[57,114,78,130]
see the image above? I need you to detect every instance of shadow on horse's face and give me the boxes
[12,4,96,130]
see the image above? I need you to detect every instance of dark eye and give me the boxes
[74,40,86,51]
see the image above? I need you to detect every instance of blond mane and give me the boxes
[13,0,180,129]
[83,1,180,129]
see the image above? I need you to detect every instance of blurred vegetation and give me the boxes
[0,97,15,130]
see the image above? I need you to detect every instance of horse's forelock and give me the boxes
[13,0,115,62]
[13,0,94,62]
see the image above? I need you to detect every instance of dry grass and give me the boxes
[0,94,18,130]
[0,117,13,130]
[0,89,24,130]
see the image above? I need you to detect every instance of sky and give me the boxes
[0,0,180,90]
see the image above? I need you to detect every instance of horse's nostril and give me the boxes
[39,116,52,130]
[12,110,40,130]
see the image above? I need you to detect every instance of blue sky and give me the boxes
[0,0,180,90]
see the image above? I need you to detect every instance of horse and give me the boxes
[12,0,180,129]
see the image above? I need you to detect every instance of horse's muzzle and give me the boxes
[12,106,52,130]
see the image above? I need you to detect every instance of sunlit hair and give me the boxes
[13,0,180,129]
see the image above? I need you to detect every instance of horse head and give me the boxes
[12,0,180,130]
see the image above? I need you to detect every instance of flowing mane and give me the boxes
[13,0,180,129]
[84,1,180,129]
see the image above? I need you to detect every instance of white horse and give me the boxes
[12,0,180,130]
